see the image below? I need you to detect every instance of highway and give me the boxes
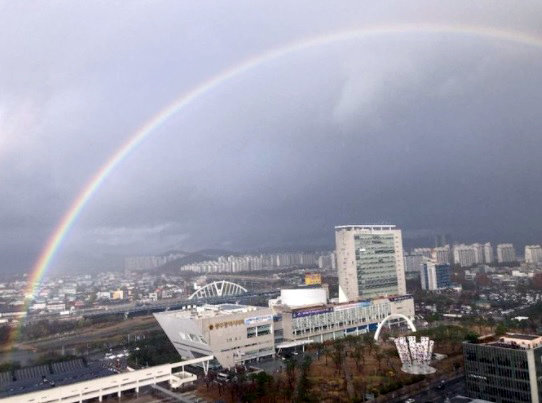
[19,290,280,323]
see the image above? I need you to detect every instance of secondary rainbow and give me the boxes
[13,23,542,344]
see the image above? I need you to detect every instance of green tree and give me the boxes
[464,331,480,343]
[495,323,508,336]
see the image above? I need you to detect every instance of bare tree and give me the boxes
[285,358,297,394]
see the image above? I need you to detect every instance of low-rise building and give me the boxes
[46,303,66,312]
[464,333,542,402]
[111,290,124,300]
[420,261,452,291]
[155,304,274,369]
[155,287,415,369]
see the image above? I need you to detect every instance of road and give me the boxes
[390,373,465,403]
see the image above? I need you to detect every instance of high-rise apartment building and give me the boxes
[432,245,451,265]
[464,333,542,402]
[525,245,542,265]
[412,248,432,259]
[335,225,406,303]
[453,244,478,267]
[404,253,424,274]
[472,243,484,264]
[420,260,452,291]
[497,243,517,264]
[483,242,493,264]
[318,252,336,269]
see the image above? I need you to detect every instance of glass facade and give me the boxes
[247,324,271,338]
[464,342,536,402]
[291,301,389,338]
[355,233,398,298]
[534,346,542,402]
[435,264,451,288]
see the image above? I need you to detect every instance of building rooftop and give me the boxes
[335,225,397,231]
[488,342,525,350]
[155,303,264,320]
[475,333,542,350]
[503,333,540,340]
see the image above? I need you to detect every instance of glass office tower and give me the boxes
[336,225,406,302]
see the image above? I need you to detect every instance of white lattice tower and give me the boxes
[394,337,412,366]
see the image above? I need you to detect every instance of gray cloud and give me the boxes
[1,1,542,272]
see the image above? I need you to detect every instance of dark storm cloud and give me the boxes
[1,1,542,272]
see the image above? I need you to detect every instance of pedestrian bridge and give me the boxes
[188,280,247,300]
[2,355,213,403]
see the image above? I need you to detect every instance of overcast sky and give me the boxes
[2,1,542,272]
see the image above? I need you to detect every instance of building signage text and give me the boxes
[209,319,244,330]
[244,314,273,326]
[292,307,333,318]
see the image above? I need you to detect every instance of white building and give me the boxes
[180,252,322,273]
[453,244,478,267]
[497,244,517,264]
[335,225,406,303]
[525,245,542,265]
[404,253,424,274]
[484,242,494,264]
[420,260,452,291]
[318,252,336,270]
[472,243,485,265]
[155,288,415,369]
[96,291,111,300]
[155,304,274,369]
[432,245,451,265]
[46,303,66,312]
[413,248,432,259]
[279,287,327,308]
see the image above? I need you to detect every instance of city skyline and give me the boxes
[2,231,539,275]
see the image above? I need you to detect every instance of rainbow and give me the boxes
[9,23,542,347]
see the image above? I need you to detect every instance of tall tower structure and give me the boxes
[335,225,406,303]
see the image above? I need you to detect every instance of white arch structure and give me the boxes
[188,280,247,300]
[374,313,416,341]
